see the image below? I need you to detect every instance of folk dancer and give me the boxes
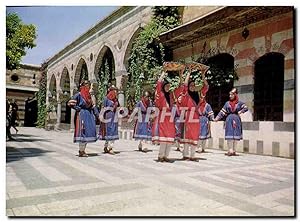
[99,85,120,154]
[152,72,176,162]
[197,75,214,153]
[178,70,200,161]
[173,85,185,152]
[133,91,153,152]
[68,80,99,157]
[214,88,248,156]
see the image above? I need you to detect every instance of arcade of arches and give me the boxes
[46,6,294,129]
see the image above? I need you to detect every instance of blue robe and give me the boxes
[175,105,184,141]
[133,100,153,140]
[216,101,248,140]
[72,93,99,143]
[199,103,214,140]
[99,97,119,141]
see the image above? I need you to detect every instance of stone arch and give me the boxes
[203,53,235,116]
[60,67,71,124]
[254,52,284,121]
[123,26,143,70]
[74,57,89,91]
[94,45,116,85]
[49,73,57,97]
[60,67,71,93]
[278,39,293,56]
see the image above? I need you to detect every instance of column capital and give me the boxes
[115,70,128,77]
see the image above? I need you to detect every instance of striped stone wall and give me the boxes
[172,11,294,123]
[119,121,294,159]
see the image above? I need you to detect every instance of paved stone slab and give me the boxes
[6,127,295,216]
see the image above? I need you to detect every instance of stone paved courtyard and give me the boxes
[6,127,295,216]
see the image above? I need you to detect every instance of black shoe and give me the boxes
[163,157,171,162]
[108,148,115,155]
[79,151,88,157]
[104,147,109,153]
[157,157,164,162]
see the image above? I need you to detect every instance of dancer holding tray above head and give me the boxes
[197,72,214,153]
[152,71,176,162]
[178,69,201,161]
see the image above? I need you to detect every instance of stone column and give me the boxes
[118,90,125,107]
[70,88,75,132]
[55,100,62,130]
[115,70,128,107]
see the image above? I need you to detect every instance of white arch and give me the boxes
[122,25,143,70]
[93,43,116,81]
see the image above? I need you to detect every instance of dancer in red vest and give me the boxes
[152,71,176,162]
[197,75,214,153]
[179,71,200,161]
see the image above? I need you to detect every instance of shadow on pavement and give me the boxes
[84,153,100,157]
[7,133,50,142]
[6,146,54,163]
[133,149,153,153]
[153,157,208,163]
[12,134,34,138]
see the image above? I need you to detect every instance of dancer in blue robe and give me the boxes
[214,88,248,156]
[68,80,99,157]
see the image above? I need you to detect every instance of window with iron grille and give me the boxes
[254,52,284,121]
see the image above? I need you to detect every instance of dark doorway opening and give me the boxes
[254,53,284,121]
[24,98,38,127]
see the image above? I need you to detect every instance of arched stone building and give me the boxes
[46,6,152,130]
[45,6,295,158]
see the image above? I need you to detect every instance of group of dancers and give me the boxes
[68,69,248,161]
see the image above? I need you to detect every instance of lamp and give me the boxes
[242,28,249,40]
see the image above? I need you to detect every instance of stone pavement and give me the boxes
[6,127,295,216]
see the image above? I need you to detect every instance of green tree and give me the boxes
[6,12,37,70]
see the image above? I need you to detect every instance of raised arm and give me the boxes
[184,69,191,85]
[156,71,168,94]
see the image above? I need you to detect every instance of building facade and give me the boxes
[45,6,295,158]
[6,63,41,126]
[160,6,295,158]
[46,6,152,130]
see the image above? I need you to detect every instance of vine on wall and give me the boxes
[126,6,181,103]
[97,59,110,106]
[36,63,47,128]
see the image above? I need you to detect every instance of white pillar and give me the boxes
[70,89,75,132]
[55,101,62,130]
[118,90,125,107]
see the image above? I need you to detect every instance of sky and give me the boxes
[6,6,119,65]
